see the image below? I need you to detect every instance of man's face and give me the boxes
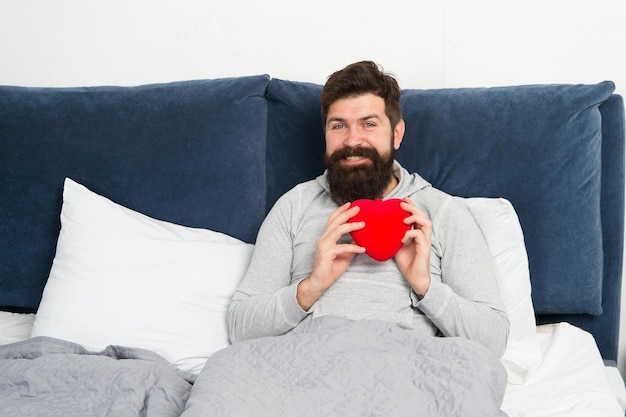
[324,93,405,204]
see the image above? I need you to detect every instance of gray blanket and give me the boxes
[182,316,508,417]
[0,336,193,417]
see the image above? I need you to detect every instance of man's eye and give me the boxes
[332,124,345,129]
[364,122,376,128]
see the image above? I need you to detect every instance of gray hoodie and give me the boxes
[228,161,509,356]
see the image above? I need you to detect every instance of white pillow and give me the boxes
[456,197,541,383]
[31,178,253,374]
[456,197,536,341]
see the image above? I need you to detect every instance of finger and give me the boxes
[321,220,365,249]
[317,220,365,255]
[400,199,428,216]
[400,202,431,229]
[327,203,360,227]
[318,203,352,241]
[401,229,418,244]
[404,212,431,230]
[327,202,352,224]
[335,242,366,255]
[401,227,431,245]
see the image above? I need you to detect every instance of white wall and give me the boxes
[2,0,626,370]
[2,0,624,92]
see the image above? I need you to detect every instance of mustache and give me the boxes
[325,146,381,166]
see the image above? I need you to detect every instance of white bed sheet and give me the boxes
[0,313,624,415]
[502,322,626,416]
[0,311,35,345]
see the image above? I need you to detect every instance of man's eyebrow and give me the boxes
[327,114,381,123]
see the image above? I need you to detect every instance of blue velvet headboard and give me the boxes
[266,79,625,361]
[0,76,270,311]
[1,76,623,361]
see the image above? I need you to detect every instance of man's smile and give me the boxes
[342,154,372,166]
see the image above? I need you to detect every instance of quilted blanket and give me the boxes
[182,316,508,417]
[0,336,193,417]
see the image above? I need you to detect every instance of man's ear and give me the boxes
[393,119,406,150]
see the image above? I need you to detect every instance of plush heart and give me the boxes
[348,198,411,262]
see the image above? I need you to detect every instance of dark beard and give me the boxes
[324,146,396,205]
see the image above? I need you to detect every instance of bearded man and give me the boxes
[227,61,509,356]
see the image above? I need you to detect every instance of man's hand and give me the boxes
[297,203,366,311]
[394,198,432,297]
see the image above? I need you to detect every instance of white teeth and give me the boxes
[346,156,364,161]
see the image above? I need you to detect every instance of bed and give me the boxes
[0,75,624,416]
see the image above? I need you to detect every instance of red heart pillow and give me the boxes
[348,198,411,262]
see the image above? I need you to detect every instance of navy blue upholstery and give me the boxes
[398,83,614,317]
[0,76,623,361]
[536,94,625,361]
[0,76,270,311]
[266,79,325,211]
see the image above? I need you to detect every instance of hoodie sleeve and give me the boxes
[227,191,310,344]
[411,196,510,356]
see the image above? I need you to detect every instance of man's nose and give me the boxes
[344,127,362,147]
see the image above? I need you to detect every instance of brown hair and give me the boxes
[320,61,402,128]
